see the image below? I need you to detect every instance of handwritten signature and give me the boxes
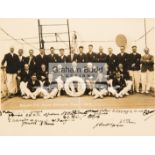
[143,110,155,121]
[0,109,154,129]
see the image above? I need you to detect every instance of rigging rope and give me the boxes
[0,26,23,45]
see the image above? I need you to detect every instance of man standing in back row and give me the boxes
[128,46,141,93]
[47,47,59,63]
[96,46,107,63]
[141,48,154,94]
[1,47,19,97]
[35,48,48,73]
[77,46,87,63]
[106,47,117,78]
[117,46,129,71]
[67,47,78,63]
[57,48,67,63]
[25,49,36,73]
[86,44,97,63]
[17,49,26,73]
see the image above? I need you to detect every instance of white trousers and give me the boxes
[129,70,140,91]
[123,80,132,93]
[37,81,58,99]
[46,88,58,98]
[20,81,43,99]
[141,71,154,92]
[108,80,132,97]
[108,87,126,97]
[6,73,17,94]
[93,88,108,96]
[20,81,28,96]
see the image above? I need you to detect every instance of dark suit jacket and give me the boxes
[141,54,154,72]
[67,53,78,62]
[18,70,32,82]
[97,53,107,63]
[25,56,36,72]
[112,77,126,93]
[37,70,48,82]
[117,53,129,70]
[57,55,67,63]
[77,53,87,63]
[47,54,59,63]
[35,54,48,72]
[1,53,19,74]
[118,69,131,80]
[128,53,141,71]
[18,56,26,72]
[107,54,117,72]
[86,52,97,62]
[27,79,40,92]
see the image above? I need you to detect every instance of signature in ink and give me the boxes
[143,109,155,121]
[143,110,155,116]
[92,119,136,129]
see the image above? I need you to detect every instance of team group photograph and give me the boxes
[0,19,155,109]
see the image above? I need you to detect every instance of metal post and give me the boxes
[40,25,44,49]
[144,18,147,48]
[67,19,71,54]
[37,19,41,49]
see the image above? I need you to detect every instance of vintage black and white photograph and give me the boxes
[0,19,155,136]
[0,19,155,110]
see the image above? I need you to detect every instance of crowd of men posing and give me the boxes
[1,44,154,99]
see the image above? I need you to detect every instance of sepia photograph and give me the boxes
[0,18,155,136]
[0,19,155,110]
[0,1,155,154]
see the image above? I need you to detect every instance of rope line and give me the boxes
[21,38,38,50]
[0,26,23,45]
